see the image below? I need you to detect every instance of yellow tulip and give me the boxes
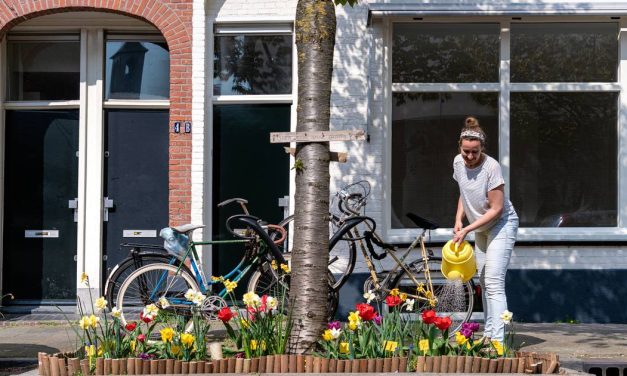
[130,340,136,352]
[322,330,333,341]
[491,340,504,356]
[160,327,175,343]
[339,342,350,354]
[85,345,96,357]
[419,339,430,353]
[180,333,195,348]
[171,345,181,355]
[280,264,290,273]
[455,332,468,346]
[384,340,398,352]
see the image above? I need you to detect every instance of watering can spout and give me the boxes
[441,240,477,283]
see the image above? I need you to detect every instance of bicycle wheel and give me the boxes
[275,214,357,291]
[104,254,189,309]
[116,263,200,330]
[392,257,474,334]
[248,263,340,321]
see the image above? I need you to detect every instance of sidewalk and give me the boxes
[1,315,625,375]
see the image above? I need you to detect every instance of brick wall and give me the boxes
[0,0,193,225]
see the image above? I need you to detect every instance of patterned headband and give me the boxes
[460,130,485,142]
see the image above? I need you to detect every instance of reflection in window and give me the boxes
[391,92,498,228]
[511,23,618,82]
[393,23,500,83]
[7,40,80,101]
[214,35,292,95]
[105,41,169,100]
[510,92,617,227]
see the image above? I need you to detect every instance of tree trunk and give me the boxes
[288,0,336,354]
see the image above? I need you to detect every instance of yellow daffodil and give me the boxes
[419,339,430,354]
[280,264,290,273]
[160,327,175,343]
[87,314,99,328]
[85,345,96,357]
[79,316,90,330]
[224,279,238,293]
[322,330,333,341]
[455,332,468,346]
[80,272,89,286]
[243,292,261,307]
[180,333,195,348]
[271,260,278,270]
[384,340,398,352]
[339,342,350,354]
[240,319,250,329]
[171,345,181,355]
[250,340,266,351]
[94,297,107,312]
[389,288,400,296]
[347,311,362,331]
[111,306,121,318]
[399,292,407,302]
[348,321,359,331]
[491,340,504,356]
[130,340,136,352]
[145,304,159,315]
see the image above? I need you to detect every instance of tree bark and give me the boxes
[289,0,336,353]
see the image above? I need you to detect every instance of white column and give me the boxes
[618,20,627,229]
[499,21,511,198]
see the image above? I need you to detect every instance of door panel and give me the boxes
[3,110,79,301]
[103,109,169,277]
[212,104,290,278]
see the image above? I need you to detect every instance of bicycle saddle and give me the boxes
[171,224,205,233]
[406,213,438,230]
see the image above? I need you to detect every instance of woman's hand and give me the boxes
[454,220,463,234]
[453,227,468,246]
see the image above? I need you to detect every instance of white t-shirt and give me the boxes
[452,154,517,233]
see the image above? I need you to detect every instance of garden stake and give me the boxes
[112,359,120,375]
[182,361,189,374]
[489,359,498,373]
[235,358,243,373]
[473,357,483,373]
[389,357,397,372]
[384,357,392,372]
[243,359,251,373]
[367,359,375,373]
[440,355,448,373]
[274,355,281,373]
[511,358,520,373]
[228,357,236,373]
[504,358,512,373]
[38,352,45,376]
[433,356,441,373]
[79,360,89,376]
[322,358,330,373]
[399,357,408,372]
[164,359,173,374]
[449,355,457,372]
[68,358,79,376]
[336,359,345,373]
[305,355,313,373]
[198,361,205,373]
[376,358,385,372]
[360,358,368,372]
[296,355,304,373]
[175,360,182,374]
[313,357,321,373]
[49,357,59,376]
[251,358,259,373]
[191,361,199,374]
[103,358,110,375]
[266,355,274,373]
[141,360,149,375]
[149,359,157,375]
[416,356,425,372]
[463,356,472,373]
[456,355,465,373]
[120,358,127,374]
[157,359,166,374]
[95,357,104,375]
[347,359,356,373]
[497,358,504,373]
[258,356,266,373]
[288,355,297,373]
[480,357,490,373]
[424,357,433,372]
[57,357,67,376]
[133,358,141,374]
[328,358,337,372]
[281,354,289,373]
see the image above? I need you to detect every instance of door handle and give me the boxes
[103,197,114,222]
[68,198,78,223]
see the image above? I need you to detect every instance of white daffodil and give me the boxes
[192,292,206,306]
[94,297,108,312]
[111,307,121,318]
[159,296,171,309]
[266,296,278,310]
[500,310,513,324]
[184,289,196,301]
[243,291,261,307]
[330,328,342,339]
[405,298,415,312]
[363,289,377,304]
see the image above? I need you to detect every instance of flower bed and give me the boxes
[38,351,559,374]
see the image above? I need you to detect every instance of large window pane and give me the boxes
[511,23,618,82]
[7,40,80,100]
[392,92,499,228]
[393,23,499,83]
[214,35,292,95]
[510,93,617,227]
[105,41,170,100]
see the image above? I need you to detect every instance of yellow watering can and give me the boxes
[441,240,477,282]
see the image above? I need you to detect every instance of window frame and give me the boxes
[384,16,627,243]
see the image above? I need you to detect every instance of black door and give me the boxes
[3,110,79,302]
[212,104,291,278]
[103,109,169,279]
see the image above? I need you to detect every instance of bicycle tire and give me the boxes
[275,214,357,291]
[116,263,200,330]
[392,257,474,334]
[104,254,190,309]
[247,262,340,321]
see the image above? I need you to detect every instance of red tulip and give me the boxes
[421,310,437,324]
[140,312,152,323]
[137,334,146,343]
[385,295,402,307]
[217,307,234,322]
[125,322,137,331]
[434,316,452,331]
[356,303,377,321]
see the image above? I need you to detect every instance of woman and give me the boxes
[452,116,518,342]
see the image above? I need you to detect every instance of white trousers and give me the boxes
[474,215,519,342]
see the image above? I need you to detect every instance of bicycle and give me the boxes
[114,204,290,331]
[250,181,475,333]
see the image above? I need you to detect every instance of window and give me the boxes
[390,20,622,241]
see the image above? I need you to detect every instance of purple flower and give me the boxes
[139,353,154,360]
[460,328,474,338]
[235,352,245,358]
[462,322,480,333]
[328,321,341,330]
[373,314,382,325]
